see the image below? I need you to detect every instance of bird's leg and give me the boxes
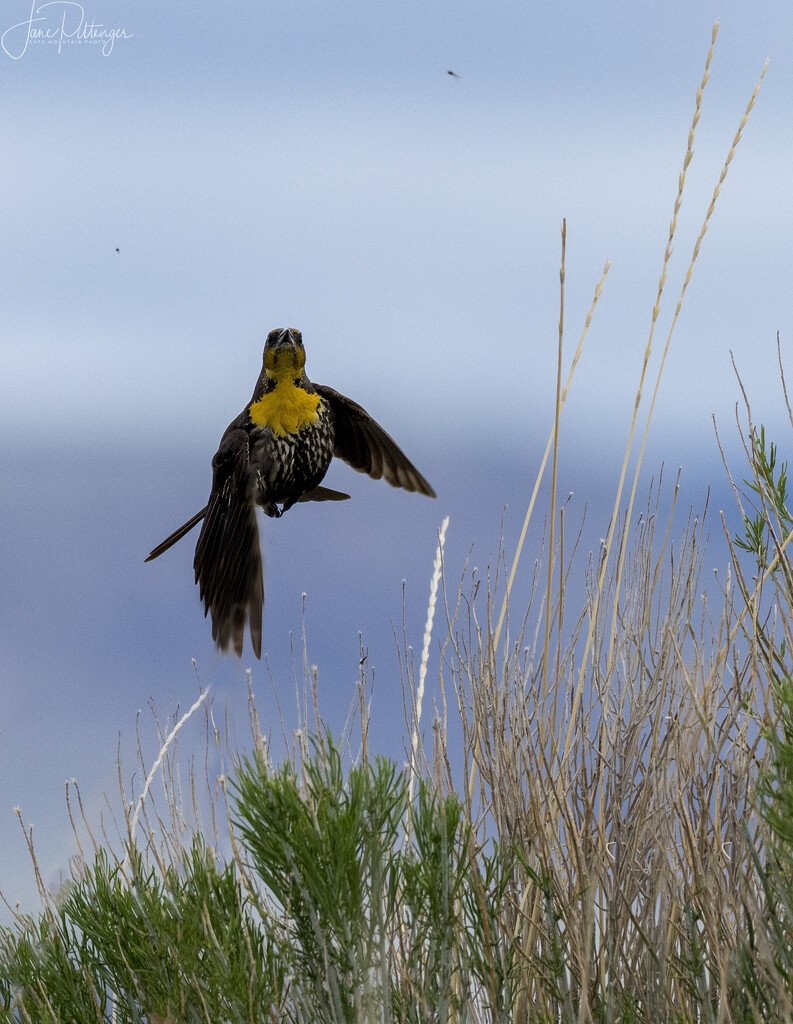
[262,496,298,518]
[279,495,299,515]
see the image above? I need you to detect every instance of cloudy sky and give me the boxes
[1,0,790,917]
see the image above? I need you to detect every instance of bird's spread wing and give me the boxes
[145,506,208,562]
[193,428,263,659]
[297,485,351,503]
[314,385,436,497]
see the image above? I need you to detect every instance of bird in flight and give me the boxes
[146,328,436,658]
[447,70,462,79]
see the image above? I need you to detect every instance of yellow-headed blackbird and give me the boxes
[145,328,436,659]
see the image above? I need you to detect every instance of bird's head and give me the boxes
[262,327,306,381]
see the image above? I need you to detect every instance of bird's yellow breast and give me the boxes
[249,381,322,437]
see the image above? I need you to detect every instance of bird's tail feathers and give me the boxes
[194,489,263,660]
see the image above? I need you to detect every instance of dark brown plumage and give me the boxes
[146,328,435,659]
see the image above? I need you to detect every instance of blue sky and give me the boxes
[1,0,790,917]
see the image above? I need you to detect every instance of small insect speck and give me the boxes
[447,70,461,79]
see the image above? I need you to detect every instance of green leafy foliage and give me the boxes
[735,425,793,574]
[0,837,281,1023]
[0,737,524,1024]
[233,735,407,1023]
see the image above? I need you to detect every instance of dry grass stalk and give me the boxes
[441,482,766,1020]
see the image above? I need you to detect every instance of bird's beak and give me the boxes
[273,328,300,350]
[263,328,305,375]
